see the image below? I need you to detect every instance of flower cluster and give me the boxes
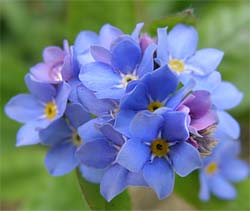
[5,23,248,202]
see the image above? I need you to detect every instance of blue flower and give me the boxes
[76,124,147,202]
[156,24,224,86]
[199,141,248,201]
[116,112,201,199]
[40,103,91,176]
[79,36,156,99]
[5,74,71,146]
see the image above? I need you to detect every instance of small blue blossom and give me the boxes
[199,141,248,201]
[5,74,71,146]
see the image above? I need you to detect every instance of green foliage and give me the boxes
[76,169,131,211]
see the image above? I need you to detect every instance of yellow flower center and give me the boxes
[121,74,138,88]
[72,132,83,146]
[205,162,218,175]
[151,139,169,157]
[44,102,58,120]
[168,59,185,73]
[148,101,164,112]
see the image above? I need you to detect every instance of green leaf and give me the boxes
[76,168,132,211]
[146,9,197,35]
[174,171,250,210]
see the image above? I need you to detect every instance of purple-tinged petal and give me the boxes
[217,111,240,139]
[167,24,198,59]
[143,66,178,102]
[187,48,224,75]
[80,165,107,184]
[40,118,71,145]
[65,103,91,128]
[116,138,150,172]
[210,174,236,200]
[212,82,243,110]
[130,111,164,141]
[79,62,121,92]
[99,124,125,146]
[100,164,128,202]
[25,74,56,102]
[99,24,123,49]
[5,94,43,123]
[30,63,54,83]
[191,110,217,131]
[77,119,104,143]
[162,111,189,142]
[43,46,64,64]
[77,51,95,66]
[169,142,202,176]
[156,27,168,65]
[74,31,99,54]
[76,140,117,168]
[199,172,210,201]
[131,22,144,41]
[55,82,71,117]
[90,46,111,64]
[221,160,248,182]
[120,83,149,111]
[68,79,82,103]
[45,142,78,176]
[114,110,137,137]
[61,40,73,81]
[111,36,142,74]
[136,43,156,77]
[143,158,174,200]
[16,120,47,146]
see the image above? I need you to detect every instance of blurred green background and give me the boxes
[0,0,249,210]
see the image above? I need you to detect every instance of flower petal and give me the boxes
[80,165,107,184]
[169,142,202,176]
[187,48,224,75]
[162,111,189,142]
[111,36,141,74]
[131,22,144,41]
[100,164,128,202]
[43,46,64,64]
[143,158,174,199]
[212,82,243,110]
[45,142,78,176]
[30,63,54,83]
[156,27,169,65]
[167,24,198,59]
[199,172,211,201]
[99,124,125,146]
[210,174,236,200]
[130,111,164,141]
[90,46,111,64]
[116,138,150,172]
[76,140,117,168]
[5,94,43,123]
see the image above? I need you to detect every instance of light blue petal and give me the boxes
[221,160,248,182]
[100,164,128,202]
[210,174,236,200]
[40,118,71,145]
[162,111,189,142]
[199,172,211,201]
[65,103,91,128]
[167,24,198,59]
[217,111,240,139]
[76,140,117,168]
[90,46,111,64]
[156,27,168,65]
[111,36,141,74]
[99,24,123,49]
[25,74,56,102]
[169,142,202,176]
[143,65,178,102]
[143,158,174,200]
[130,111,164,141]
[45,142,78,176]
[95,87,124,100]
[80,165,107,184]
[212,82,243,110]
[187,48,224,75]
[79,62,121,93]
[136,43,156,77]
[74,31,99,54]
[116,138,150,172]
[99,124,124,146]
[5,94,43,123]
[131,22,144,41]
[77,119,104,143]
